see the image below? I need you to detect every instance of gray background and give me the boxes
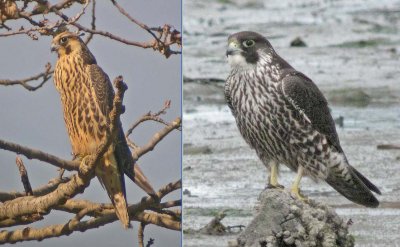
[0,1,181,246]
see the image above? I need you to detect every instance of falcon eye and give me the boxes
[243,40,255,48]
[60,37,68,44]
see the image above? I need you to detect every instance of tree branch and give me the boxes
[0,180,181,243]
[138,222,146,247]
[15,156,33,196]
[0,138,79,171]
[0,63,52,91]
[0,176,71,202]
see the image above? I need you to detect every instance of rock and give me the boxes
[183,189,198,197]
[183,189,191,196]
[290,37,307,47]
[326,88,371,107]
[183,166,192,171]
[333,39,385,48]
[235,189,355,247]
[184,145,213,155]
[199,211,227,235]
[377,144,400,150]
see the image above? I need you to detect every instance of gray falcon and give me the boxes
[224,31,380,207]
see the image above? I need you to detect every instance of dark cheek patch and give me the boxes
[65,45,72,55]
[245,50,259,64]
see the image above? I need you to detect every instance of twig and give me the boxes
[110,0,159,41]
[0,63,52,91]
[84,0,96,44]
[138,222,146,247]
[133,117,181,160]
[158,200,181,209]
[15,157,33,196]
[0,138,79,171]
[0,176,71,202]
[146,238,155,247]
[1,0,77,22]
[110,0,181,57]
[0,210,178,244]
[68,0,90,25]
[53,9,181,57]
[126,100,173,138]
[0,180,181,243]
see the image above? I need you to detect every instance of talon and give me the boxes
[79,155,91,175]
[290,187,309,202]
[290,166,308,202]
[73,153,84,162]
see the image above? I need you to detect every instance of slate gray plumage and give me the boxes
[225,31,380,207]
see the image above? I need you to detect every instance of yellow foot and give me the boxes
[290,187,309,202]
[78,155,92,175]
[72,154,84,162]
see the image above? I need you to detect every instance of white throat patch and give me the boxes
[227,54,256,71]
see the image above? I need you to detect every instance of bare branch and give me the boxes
[15,157,33,196]
[110,0,158,41]
[126,100,173,138]
[0,138,79,171]
[84,0,96,44]
[158,200,181,209]
[133,117,181,160]
[0,180,181,243]
[0,63,52,91]
[0,176,71,202]
[0,213,43,228]
[138,222,146,247]
[53,9,181,57]
[1,0,79,23]
[0,210,178,244]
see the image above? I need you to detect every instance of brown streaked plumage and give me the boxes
[52,31,156,228]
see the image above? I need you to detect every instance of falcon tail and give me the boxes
[127,165,157,197]
[326,158,381,208]
[96,150,130,228]
[114,127,157,198]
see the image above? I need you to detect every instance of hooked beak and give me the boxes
[50,43,59,53]
[226,40,242,57]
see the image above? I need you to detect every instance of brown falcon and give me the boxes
[52,31,156,227]
[225,31,381,207]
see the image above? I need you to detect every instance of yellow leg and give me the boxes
[267,161,284,189]
[291,166,308,201]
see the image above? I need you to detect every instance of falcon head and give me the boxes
[226,31,273,69]
[51,31,84,57]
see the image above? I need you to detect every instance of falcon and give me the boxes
[225,31,381,207]
[51,31,156,227]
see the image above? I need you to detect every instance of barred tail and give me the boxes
[96,150,130,228]
[326,156,380,208]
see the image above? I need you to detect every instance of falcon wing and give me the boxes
[88,64,156,197]
[88,64,114,118]
[281,71,342,152]
[281,71,380,206]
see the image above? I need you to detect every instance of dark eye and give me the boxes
[243,40,255,48]
[60,37,68,44]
